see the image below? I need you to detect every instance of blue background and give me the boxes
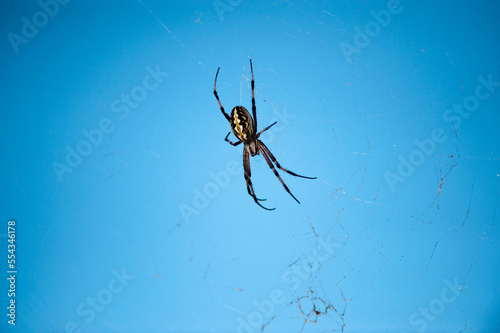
[1,0,500,332]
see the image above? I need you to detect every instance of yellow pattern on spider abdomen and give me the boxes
[231,106,253,142]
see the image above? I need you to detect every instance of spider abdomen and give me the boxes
[230,106,255,143]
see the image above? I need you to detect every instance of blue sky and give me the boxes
[1,0,500,332]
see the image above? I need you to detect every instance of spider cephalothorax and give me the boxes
[213,59,316,210]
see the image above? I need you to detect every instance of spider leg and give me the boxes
[256,121,277,138]
[250,59,257,131]
[245,183,267,202]
[258,140,317,179]
[259,144,301,204]
[213,67,231,122]
[244,149,275,210]
[225,132,242,146]
[243,164,267,202]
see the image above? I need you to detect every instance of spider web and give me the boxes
[4,1,500,332]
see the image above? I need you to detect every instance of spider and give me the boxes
[213,59,316,210]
